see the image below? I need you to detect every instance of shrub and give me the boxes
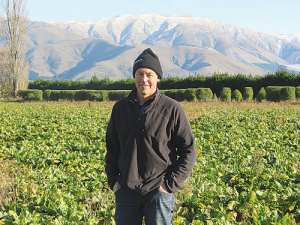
[26,93,36,100]
[243,87,253,101]
[161,89,194,102]
[43,90,76,101]
[17,90,26,98]
[74,90,109,101]
[87,90,109,101]
[173,89,185,102]
[181,89,197,102]
[266,86,282,102]
[101,91,109,101]
[43,90,51,100]
[74,90,89,101]
[108,90,130,101]
[232,89,243,101]
[161,90,177,100]
[296,87,300,99]
[280,86,295,101]
[49,90,61,101]
[256,87,266,102]
[161,89,199,101]
[17,90,43,101]
[43,90,112,101]
[196,88,213,101]
[61,90,76,101]
[220,87,231,102]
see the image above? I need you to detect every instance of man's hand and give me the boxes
[113,181,121,193]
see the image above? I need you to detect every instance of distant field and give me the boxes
[0,101,299,224]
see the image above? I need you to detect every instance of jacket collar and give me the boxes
[128,88,161,113]
[128,88,161,103]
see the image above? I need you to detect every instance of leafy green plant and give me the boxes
[1,102,300,224]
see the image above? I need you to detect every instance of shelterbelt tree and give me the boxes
[0,0,28,97]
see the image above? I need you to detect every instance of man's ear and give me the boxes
[157,76,161,82]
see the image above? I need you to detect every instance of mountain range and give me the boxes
[25,13,300,81]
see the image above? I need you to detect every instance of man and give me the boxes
[105,48,196,225]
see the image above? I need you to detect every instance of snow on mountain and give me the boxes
[279,32,300,44]
[25,14,300,80]
[48,14,300,64]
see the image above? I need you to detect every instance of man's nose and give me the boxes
[142,74,148,82]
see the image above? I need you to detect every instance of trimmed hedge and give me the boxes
[86,90,109,101]
[29,70,300,97]
[162,89,196,102]
[266,86,282,102]
[280,87,295,101]
[256,87,266,102]
[232,89,243,102]
[18,89,43,101]
[296,86,300,99]
[42,90,129,101]
[196,88,213,101]
[19,86,297,102]
[61,90,76,101]
[43,90,51,100]
[243,87,253,101]
[178,89,197,102]
[76,90,109,101]
[161,88,213,102]
[107,90,131,101]
[266,86,297,102]
[74,90,89,101]
[220,87,231,102]
[49,90,62,101]
[161,90,177,100]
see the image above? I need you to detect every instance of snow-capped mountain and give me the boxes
[25,14,300,81]
[279,32,300,44]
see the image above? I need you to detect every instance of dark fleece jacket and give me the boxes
[105,89,196,196]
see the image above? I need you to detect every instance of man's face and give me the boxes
[135,67,161,99]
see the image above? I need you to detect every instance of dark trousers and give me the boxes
[114,188,175,225]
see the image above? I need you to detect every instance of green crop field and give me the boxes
[0,102,299,224]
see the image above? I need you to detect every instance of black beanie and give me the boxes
[133,48,163,78]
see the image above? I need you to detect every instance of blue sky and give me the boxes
[27,0,300,36]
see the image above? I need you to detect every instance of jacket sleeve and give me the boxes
[105,105,121,190]
[164,104,196,193]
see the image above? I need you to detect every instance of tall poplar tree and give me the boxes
[0,48,11,97]
[0,0,28,97]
